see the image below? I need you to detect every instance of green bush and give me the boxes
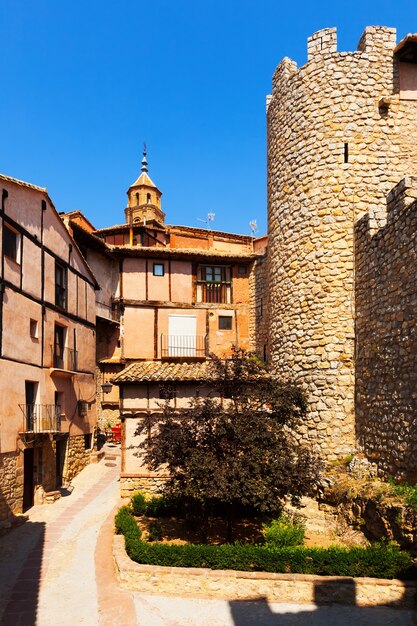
[116,506,415,579]
[115,505,142,540]
[131,492,147,516]
[124,538,413,579]
[262,513,305,547]
[145,495,177,517]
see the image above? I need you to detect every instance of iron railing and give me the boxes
[19,404,61,433]
[197,282,231,304]
[52,344,78,371]
[160,334,207,358]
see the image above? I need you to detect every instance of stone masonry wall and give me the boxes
[267,26,417,461]
[120,475,168,498]
[0,452,23,521]
[355,178,417,480]
[63,435,92,484]
[249,252,269,362]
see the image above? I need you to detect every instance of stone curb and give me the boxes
[112,534,417,608]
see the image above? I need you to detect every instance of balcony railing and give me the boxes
[52,344,78,371]
[161,334,207,358]
[19,404,61,433]
[197,282,231,304]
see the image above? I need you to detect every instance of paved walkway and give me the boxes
[0,453,415,626]
[0,446,137,626]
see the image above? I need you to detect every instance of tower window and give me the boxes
[147,193,151,204]
[344,143,349,164]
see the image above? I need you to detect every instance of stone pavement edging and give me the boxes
[113,535,417,608]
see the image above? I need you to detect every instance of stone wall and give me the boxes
[355,178,417,480]
[249,251,269,362]
[113,535,417,608]
[63,435,92,484]
[267,26,417,462]
[120,474,168,498]
[0,452,22,521]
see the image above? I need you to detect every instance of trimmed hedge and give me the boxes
[115,505,142,541]
[115,507,415,579]
[131,492,147,516]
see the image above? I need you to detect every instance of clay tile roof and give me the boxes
[112,360,216,384]
[130,172,159,189]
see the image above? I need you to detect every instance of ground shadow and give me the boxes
[229,579,417,625]
[0,518,45,625]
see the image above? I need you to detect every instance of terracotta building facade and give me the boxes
[64,151,266,495]
[0,175,98,524]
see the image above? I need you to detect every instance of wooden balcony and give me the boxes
[197,281,231,304]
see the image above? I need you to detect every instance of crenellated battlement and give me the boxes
[307,27,337,61]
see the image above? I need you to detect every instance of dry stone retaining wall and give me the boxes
[113,535,417,608]
[120,474,168,498]
[267,26,417,462]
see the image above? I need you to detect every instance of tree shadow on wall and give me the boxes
[229,579,417,625]
[0,493,45,626]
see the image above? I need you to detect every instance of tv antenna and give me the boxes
[249,219,258,236]
[197,212,215,230]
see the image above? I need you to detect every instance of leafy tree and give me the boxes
[137,348,321,542]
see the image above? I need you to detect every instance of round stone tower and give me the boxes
[267,27,417,461]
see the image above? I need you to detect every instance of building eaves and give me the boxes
[0,173,47,193]
[112,360,216,384]
[110,245,258,260]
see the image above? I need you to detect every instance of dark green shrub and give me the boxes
[123,535,414,580]
[131,492,147,516]
[262,513,305,547]
[116,504,414,580]
[115,505,142,540]
[147,523,164,542]
[145,495,178,517]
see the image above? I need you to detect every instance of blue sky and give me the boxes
[1,1,416,235]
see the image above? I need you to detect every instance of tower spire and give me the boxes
[141,143,148,173]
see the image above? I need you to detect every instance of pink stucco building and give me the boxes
[0,174,98,523]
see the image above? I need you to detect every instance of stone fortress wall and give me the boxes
[355,178,417,480]
[267,26,417,467]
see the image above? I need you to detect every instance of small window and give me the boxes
[30,319,39,339]
[3,224,20,262]
[238,265,247,275]
[55,261,67,309]
[219,316,232,330]
[147,193,151,204]
[84,433,92,450]
[153,263,165,277]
